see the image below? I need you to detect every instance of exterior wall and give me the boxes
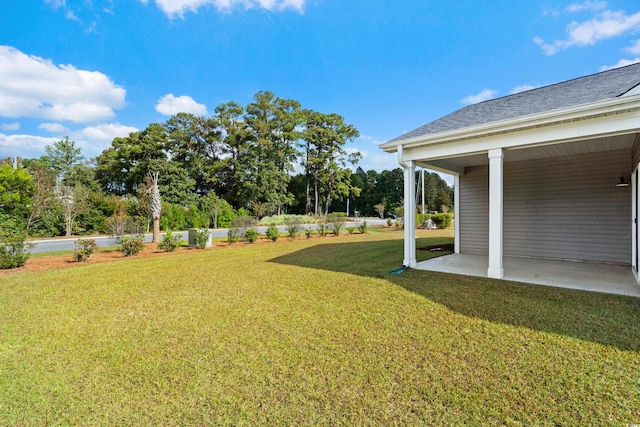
[633,135,640,167]
[459,149,631,264]
[459,166,489,254]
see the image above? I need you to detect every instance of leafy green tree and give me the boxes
[42,137,83,185]
[242,91,302,215]
[0,163,35,222]
[302,110,360,215]
[96,124,168,195]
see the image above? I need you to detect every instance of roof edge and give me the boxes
[380,93,640,153]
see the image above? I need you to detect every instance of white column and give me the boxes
[633,167,638,278]
[487,148,504,279]
[404,160,417,267]
[454,174,460,254]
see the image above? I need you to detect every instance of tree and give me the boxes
[374,202,385,219]
[150,172,161,242]
[242,91,301,215]
[43,137,84,185]
[0,163,35,227]
[96,124,168,195]
[56,184,88,236]
[302,110,360,215]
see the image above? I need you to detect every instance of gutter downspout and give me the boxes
[397,145,417,268]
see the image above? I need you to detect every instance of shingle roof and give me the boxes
[392,62,640,142]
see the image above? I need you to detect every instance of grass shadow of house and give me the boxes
[269,236,640,352]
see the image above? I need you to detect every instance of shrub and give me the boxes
[285,216,303,239]
[431,213,453,229]
[305,228,314,239]
[266,225,280,242]
[193,228,211,249]
[119,235,145,257]
[328,212,347,218]
[317,222,329,237]
[358,220,368,234]
[245,228,259,243]
[73,238,98,262]
[327,215,345,236]
[158,231,182,252]
[108,215,144,243]
[227,228,241,243]
[386,218,393,226]
[230,216,258,241]
[0,231,32,269]
[347,226,356,235]
[416,213,430,228]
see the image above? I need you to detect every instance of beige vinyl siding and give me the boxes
[459,166,488,255]
[459,149,631,264]
[633,135,640,167]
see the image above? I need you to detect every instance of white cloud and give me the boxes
[0,46,126,123]
[155,94,208,116]
[1,122,20,131]
[566,1,607,13]
[0,133,58,160]
[0,122,138,160]
[76,123,138,144]
[626,38,640,54]
[148,0,306,18]
[510,84,540,94]
[39,122,70,133]
[599,57,640,71]
[535,10,640,55]
[361,153,396,172]
[358,134,384,146]
[461,89,497,105]
[44,0,66,8]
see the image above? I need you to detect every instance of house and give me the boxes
[380,63,640,293]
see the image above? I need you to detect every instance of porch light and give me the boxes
[616,175,630,187]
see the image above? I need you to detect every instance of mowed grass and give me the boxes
[1,229,639,425]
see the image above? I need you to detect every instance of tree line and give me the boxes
[0,91,452,237]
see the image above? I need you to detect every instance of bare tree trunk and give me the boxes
[150,172,162,243]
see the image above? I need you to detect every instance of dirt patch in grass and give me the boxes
[419,243,454,252]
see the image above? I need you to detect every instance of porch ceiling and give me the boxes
[419,133,639,172]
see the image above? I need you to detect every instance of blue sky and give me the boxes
[2,0,640,181]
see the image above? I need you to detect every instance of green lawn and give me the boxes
[1,230,639,425]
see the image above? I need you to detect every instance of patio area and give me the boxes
[415,254,640,297]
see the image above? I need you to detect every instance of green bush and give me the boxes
[416,213,430,228]
[386,218,393,226]
[260,214,314,226]
[327,216,345,236]
[347,226,356,235]
[285,216,303,239]
[73,238,98,262]
[193,228,211,249]
[119,235,145,257]
[305,228,314,239]
[245,228,259,243]
[431,213,453,229]
[358,220,368,234]
[328,212,347,218]
[266,225,280,242]
[0,231,32,269]
[158,231,182,252]
[227,228,241,243]
[317,223,329,237]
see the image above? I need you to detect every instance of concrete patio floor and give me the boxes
[414,254,640,297]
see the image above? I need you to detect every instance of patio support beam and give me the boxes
[398,145,417,268]
[454,174,460,254]
[488,148,504,279]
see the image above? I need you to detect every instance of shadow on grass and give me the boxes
[270,237,640,352]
